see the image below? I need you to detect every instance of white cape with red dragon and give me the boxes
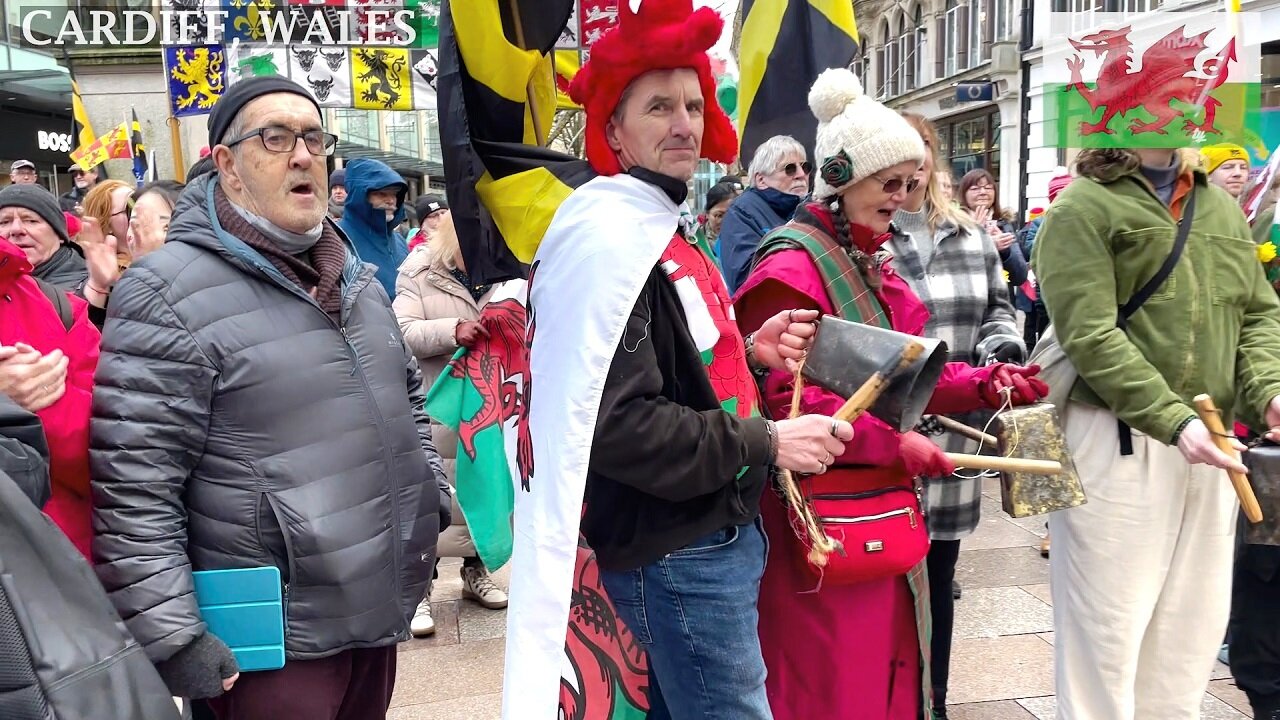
[503,172,684,719]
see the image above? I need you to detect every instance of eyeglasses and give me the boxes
[778,161,813,177]
[870,174,921,195]
[111,197,135,220]
[225,126,338,156]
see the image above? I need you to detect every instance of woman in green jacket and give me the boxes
[1035,146,1280,720]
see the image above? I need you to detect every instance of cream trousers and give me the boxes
[1049,403,1237,720]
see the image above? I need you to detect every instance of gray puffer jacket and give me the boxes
[90,175,443,663]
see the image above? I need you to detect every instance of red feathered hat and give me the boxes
[569,0,738,176]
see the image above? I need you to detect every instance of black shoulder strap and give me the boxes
[1116,186,1197,455]
[34,278,73,332]
[1118,186,1196,328]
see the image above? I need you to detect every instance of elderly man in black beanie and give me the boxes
[0,184,87,290]
[89,74,447,720]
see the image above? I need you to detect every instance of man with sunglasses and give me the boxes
[89,76,446,720]
[718,134,811,293]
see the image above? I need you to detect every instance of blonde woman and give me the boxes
[392,214,507,638]
[887,112,1025,719]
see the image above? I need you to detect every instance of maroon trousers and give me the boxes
[207,646,397,720]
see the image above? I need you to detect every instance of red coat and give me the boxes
[735,211,992,720]
[0,239,99,558]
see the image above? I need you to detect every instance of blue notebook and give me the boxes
[192,567,286,672]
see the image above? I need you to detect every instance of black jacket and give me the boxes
[0,394,50,506]
[91,175,443,663]
[0,396,179,720]
[584,263,773,571]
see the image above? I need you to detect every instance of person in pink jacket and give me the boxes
[735,68,1047,720]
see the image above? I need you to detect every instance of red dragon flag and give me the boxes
[422,279,650,720]
[1044,10,1262,149]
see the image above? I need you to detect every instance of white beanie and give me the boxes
[809,68,926,198]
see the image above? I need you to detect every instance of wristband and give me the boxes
[744,332,767,372]
[765,420,779,464]
[1170,415,1196,445]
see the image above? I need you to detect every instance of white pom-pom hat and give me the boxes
[808,68,927,199]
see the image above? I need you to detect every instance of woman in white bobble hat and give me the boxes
[735,68,1047,719]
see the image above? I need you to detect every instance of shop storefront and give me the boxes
[0,105,76,193]
[934,105,1002,180]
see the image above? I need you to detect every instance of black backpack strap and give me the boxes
[1118,187,1195,328]
[1116,186,1196,455]
[34,278,73,332]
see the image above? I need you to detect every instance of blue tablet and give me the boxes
[192,566,286,672]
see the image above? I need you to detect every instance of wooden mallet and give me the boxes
[1194,394,1264,524]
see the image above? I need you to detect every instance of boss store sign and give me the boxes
[0,108,76,166]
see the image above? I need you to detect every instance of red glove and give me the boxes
[896,431,957,478]
[979,363,1049,408]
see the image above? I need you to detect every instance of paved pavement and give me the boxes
[389,474,1254,718]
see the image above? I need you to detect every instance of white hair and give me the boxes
[747,135,807,185]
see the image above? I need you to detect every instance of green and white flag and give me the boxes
[424,280,527,571]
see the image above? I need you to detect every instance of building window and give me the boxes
[1120,0,1160,14]
[936,108,1001,180]
[898,15,913,92]
[968,0,988,66]
[944,0,960,77]
[852,50,869,90]
[914,5,928,86]
[994,0,1015,41]
[876,22,888,97]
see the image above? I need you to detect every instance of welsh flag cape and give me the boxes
[426,174,686,719]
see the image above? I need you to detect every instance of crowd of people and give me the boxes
[3,0,1280,718]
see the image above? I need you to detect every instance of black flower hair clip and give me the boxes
[821,150,854,188]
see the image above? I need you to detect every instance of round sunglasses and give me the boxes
[777,161,813,177]
[870,173,921,195]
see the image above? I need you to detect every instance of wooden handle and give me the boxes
[833,341,925,423]
[1193,394,1264,524]
[930,415,999,446]
[946,453,1062,474]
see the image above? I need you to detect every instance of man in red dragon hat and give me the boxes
[502,1,855,718]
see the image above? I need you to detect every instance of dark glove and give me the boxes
[979,363,1049,408]
[896,431,957,478]
[438,486,453,528]
[154,632,238,700]
[986,341,1025,365]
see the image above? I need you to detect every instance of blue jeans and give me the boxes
[599,519,772,720]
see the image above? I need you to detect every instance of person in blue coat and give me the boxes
[339,157,409,299]
[718,135,809,294]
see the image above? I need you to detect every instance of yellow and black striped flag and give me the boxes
[438,0,594,284]
[739,0,859,166]
[71,80,96,151]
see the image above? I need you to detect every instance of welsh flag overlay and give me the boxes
[1043,11,1263,149]
[423,280,648,720]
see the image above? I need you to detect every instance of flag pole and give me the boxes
[168,116,187,183]
[505,0,547,147]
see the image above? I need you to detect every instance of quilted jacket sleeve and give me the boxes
[0,393,50,508]
[403,331,449,492]
[90,269,217,663]
[393,269,460,361]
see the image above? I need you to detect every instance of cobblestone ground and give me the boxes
[388,475,1253,718]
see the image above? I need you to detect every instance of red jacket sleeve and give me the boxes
[762,370,903,467]
[36,293,100,501]
[925,361,996,416]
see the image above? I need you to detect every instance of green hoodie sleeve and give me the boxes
[1034,195,1196,443]
[1235,208,1280,430]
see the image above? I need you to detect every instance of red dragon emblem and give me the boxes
[560,546,650,720]
[448,264,538,491]
[1066,24,1236,136]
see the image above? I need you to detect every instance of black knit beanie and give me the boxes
[208,76,323,148]
[0,184,69,244]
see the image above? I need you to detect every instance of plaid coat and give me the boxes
[887,220,1024,540]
